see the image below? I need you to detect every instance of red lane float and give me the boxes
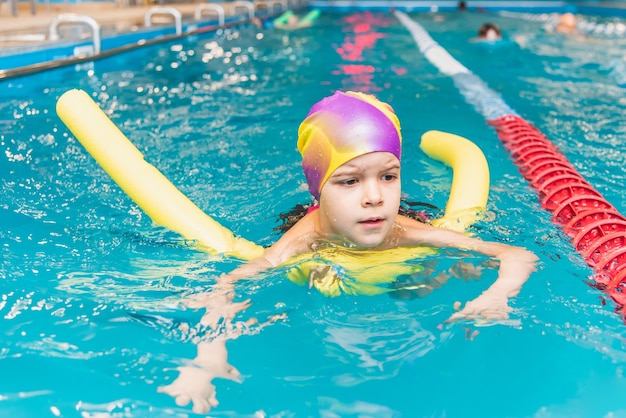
[488,115,626,312]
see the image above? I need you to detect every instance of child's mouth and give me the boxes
[359,217,384,226]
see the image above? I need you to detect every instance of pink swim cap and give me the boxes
[297,91,402,201]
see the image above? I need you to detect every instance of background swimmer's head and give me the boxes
[556,12,577,33]
[297,91,402,201]
[477,23,502,40]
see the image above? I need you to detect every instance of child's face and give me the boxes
[318,152,401,248]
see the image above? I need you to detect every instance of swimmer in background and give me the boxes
[251,15,313,29]
[251,14,300,30]
[476,22,503,41]
[542,12,588,41]
[275,13,313,29]
[252,10,318,30]
[159,91,539,413]
[555,12,577,34]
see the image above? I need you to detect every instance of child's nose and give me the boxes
[362,180,383,206]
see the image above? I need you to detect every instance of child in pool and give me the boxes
[222,91,537,309]
[159,91,538,413]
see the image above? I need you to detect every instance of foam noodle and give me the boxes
[272,10,294,26]
[420,130,489,232]
[56,89,489,295]
[298,9,320,24]
[56,89,265,260]
[274,9,320,30]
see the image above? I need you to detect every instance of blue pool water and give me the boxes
[2,9,626,417]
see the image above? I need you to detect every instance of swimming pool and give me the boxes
[2,8,626,417]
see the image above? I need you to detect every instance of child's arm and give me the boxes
[167,217,310,414]
[446,242,537,322]
[221,213,318,283]
[398,217,538,321]
[186,213,318,327]
[158,314,286,413]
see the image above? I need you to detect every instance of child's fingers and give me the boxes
[445,300,511,323]
[175,394,192,407]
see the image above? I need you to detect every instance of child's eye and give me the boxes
[382,174,397,181]
[342,178,358,186]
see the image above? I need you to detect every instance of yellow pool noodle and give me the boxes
[420,130,490,232]
[56,89,265,260]
[56,89,489,271]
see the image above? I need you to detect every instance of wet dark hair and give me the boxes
[478,23,502,38]
[273,202,315,234]
[273,199,441,234]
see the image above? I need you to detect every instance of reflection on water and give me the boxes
[322,309,440,386]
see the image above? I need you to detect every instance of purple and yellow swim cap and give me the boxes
[297,91,402,201]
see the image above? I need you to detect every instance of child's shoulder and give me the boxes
[395,214,448,248]
[265,212,320,265]
[396,213,432,229]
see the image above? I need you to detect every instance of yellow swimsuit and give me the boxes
[284,244,438,296]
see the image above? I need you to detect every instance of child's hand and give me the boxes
[445,287,512,323]
[158,339,241,414]
[446,247,537,323]
[157,365,219,413]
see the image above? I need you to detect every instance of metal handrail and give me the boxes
[48,14,101,55]
[194,4,225,26]
[144,7,183,35]
[275,0,288,12]
[231,1,255,19]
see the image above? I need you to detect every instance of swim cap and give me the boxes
[297,91,402,201]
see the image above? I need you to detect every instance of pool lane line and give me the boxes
[395,10,626,315]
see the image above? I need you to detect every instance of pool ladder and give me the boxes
[49,13,101,55]
[194,4,225,26]
[145,7,183,35]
